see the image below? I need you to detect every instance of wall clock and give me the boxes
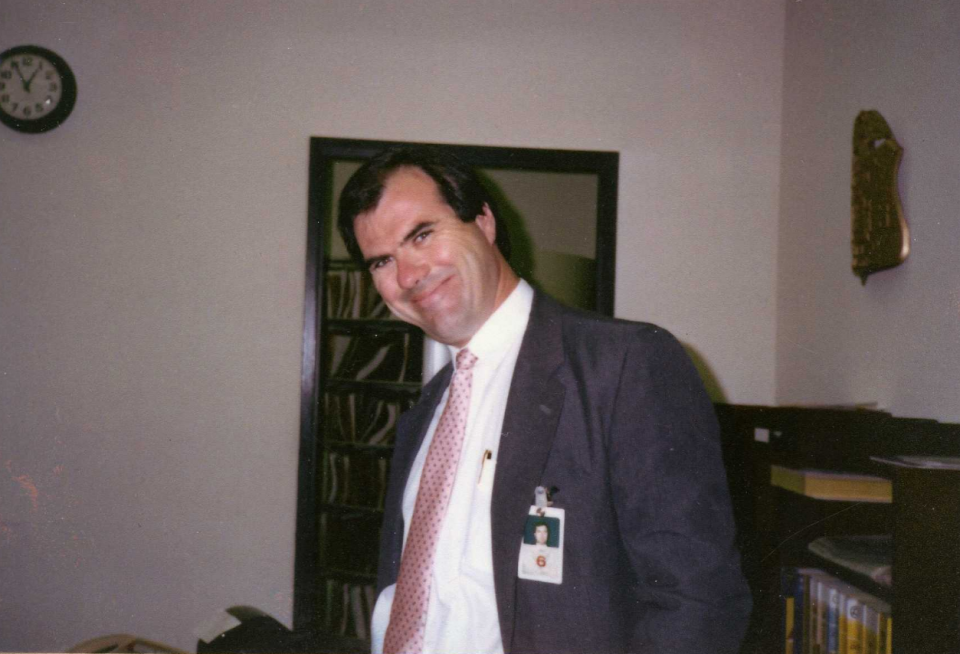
[0,45,77,134]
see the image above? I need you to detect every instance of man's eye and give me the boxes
[370,258,391,272]
[413,230,432,243]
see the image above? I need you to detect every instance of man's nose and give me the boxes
[396,254,428,290]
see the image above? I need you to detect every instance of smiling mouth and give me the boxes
[411,276,451,307]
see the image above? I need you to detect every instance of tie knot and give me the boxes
[455,348,478,371]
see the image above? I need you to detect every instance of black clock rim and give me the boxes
[0,45,77,134]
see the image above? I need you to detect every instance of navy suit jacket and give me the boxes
[377,291,751,654]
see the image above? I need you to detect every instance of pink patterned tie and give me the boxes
[383,348,479,654]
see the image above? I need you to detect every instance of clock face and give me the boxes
[0,46,76,134]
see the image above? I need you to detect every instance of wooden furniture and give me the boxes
[302,259,424,641]
[715,404,960,654]
[884,459,960,651]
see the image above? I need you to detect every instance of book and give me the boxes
[812,574,827,654]
[807,535,893,587]
[782,568,797,654]
[871,455,960,470]
[802,571,813,654]
[861,601,880,654]
[785,594,796,654]
[805,572,822,654]
[833,578,872,654]
[842,592,864,654]
[782,567,810,654]
[770,465,892,503]
[856,586,891,654]
[826,585,841,653]
[880,613,892,654]
[794,571,807,654]
[860,594,893,654]
[787,568,891,654]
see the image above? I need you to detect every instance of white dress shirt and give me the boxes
[371,280,534,654]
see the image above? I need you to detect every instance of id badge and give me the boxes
[517,505,564,584]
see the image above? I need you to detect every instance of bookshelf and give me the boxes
[715,405,960,654]
[314,261,424,641]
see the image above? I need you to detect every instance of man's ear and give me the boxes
[475,203,497,245]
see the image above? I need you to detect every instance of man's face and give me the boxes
[353,167,502,347]
[534,525,549,545]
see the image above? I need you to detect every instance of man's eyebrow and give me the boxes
[402,221,435,244]
[363,254,389,269]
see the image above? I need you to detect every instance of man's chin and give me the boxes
[420,321,473,348]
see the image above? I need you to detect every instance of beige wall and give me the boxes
[0,1,783,649]
[775,0,960,420]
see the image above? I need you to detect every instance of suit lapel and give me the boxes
[491,292,567,653]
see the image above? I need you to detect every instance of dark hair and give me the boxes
[337,146,511,266]
[533,521,550,532]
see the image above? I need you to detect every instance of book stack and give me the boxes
[782,568,892,654]
[770,465,892,503]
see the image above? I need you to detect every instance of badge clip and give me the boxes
[534,485,552,515]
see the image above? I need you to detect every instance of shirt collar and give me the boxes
[448,279,534,370]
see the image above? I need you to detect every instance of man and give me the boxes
[519,521,559,579]
[337,147,751,654]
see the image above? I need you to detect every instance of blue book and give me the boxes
[826,584,841,654]
[793,571,805,654]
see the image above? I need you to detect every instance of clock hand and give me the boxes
[24,65,41,92]
[10,61,28,89]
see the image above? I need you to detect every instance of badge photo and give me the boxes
[517,505,564,584]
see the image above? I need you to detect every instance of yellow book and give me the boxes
[796,569,889,654]
[786,595,796,654]
[861,594,891,654]
[814,575,870,654]
[771,465,892,502]
[841,589,864,654]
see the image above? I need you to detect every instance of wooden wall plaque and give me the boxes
[851,110,909,284]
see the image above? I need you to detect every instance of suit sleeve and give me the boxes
[606,328,751,653]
